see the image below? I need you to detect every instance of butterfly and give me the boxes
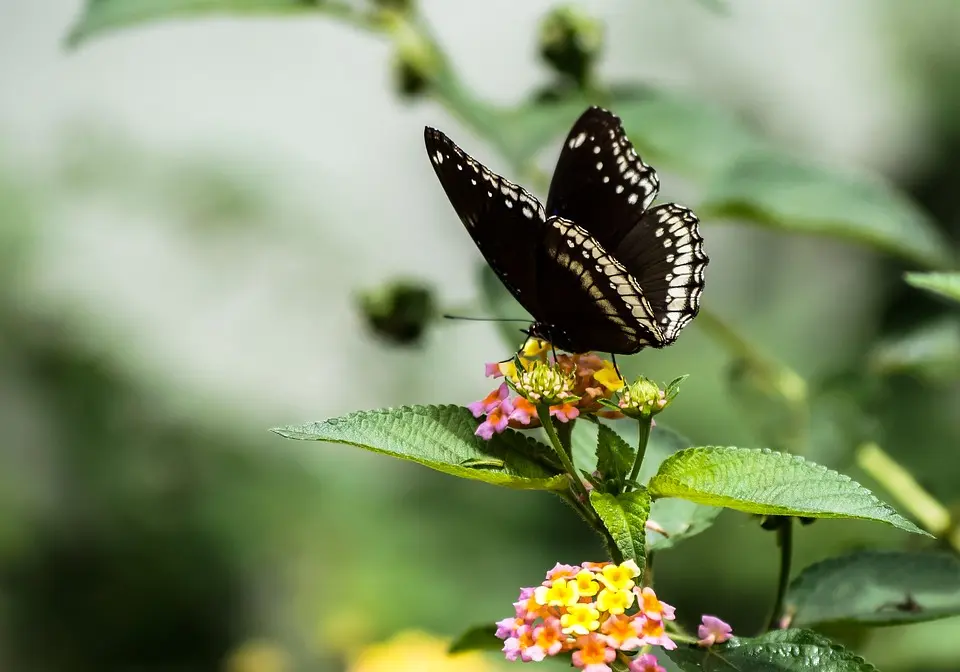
[424,106,708,356]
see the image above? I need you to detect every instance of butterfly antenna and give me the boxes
[442,314,530,323]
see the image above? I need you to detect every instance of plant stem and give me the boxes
[764,517,793,632]
[537,404,590,499]
[628,416,653,484]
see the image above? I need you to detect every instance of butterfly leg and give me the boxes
[611,353,625,383]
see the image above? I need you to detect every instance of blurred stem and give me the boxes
[628,416,653,485]
[764,518,793,632]
[857,442,959,550]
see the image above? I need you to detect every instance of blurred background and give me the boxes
[1,1,958,670]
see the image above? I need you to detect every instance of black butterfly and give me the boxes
[424,106,708,355]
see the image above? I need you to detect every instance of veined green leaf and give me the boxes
[667,629,877,672]
[905,272,960,303]
[701,152,953,269]
[590,489,649,566]
[595,423,633,484]
[647,447,928,535]
[869,317,960,382]
[273,404,567,491]
[67,0,323,47]
[786,550,960,627]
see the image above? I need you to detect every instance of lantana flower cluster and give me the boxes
[469,340,626,440]
[495,560,676,672]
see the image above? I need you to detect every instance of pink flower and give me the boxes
[468,383,509,418]
[533,617,565,657]
[550,402,580,422]
[475,398,513,439]
[503,624,534,661]
[636,586,676,622]
[629,652,667,672]
[571,633,616,672]
[508,396,536,425]
[495,616,522,639]
[545,562,582,582]
[697,615,733,647]
[636,616,676,650]
[485,361,505,378]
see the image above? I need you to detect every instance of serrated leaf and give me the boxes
[589,490,649,566]
[273,404,567,491]
[905,272,960,303]
[702,152,953,269]
[448,624,501,654]
[647,447,929,535]
[786,550,960,627]
[596,424,633,483]
[667,629,877,671]
[67,0,319,47]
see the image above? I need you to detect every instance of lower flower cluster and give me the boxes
[495,561,675,672]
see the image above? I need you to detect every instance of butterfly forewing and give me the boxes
[537,216,664,353]
[424,127,547,316]
[546,107,659,247]
[611,204,708,344]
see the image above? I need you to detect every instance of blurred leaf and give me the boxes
[667,629,877,671]
[701,152,953,269]
[273,405,568,491]
[905,271,960,303]
[869,318,960,381]
[786,550,960,628]
[448,624,500,654]
[67,0,323,47]
[595,423,633,483]
[647,447,929,535]
[727,355,809,454]
[499,99,587,166]
[589,490,649,565]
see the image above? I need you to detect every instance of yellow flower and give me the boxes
[348,631,493,672]
[534,577,580,607]
[596,587,635,615]
[573,570,601,597]
[225,640,288,672]
[560,603,602,635]
[600,560,641,591]
[593,362,624,391]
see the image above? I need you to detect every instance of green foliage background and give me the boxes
[1,1,959,671]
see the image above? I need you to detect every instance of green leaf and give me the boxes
[647,447,929,535]
[786,550,960,627]
[615,91,765,178]
[702,152,954,269]
[600,423,721,552]
[905,272,960,303]
[448,624,501,654]
[67,0,321,47]
[589,490,649,566]
[596,424,633,483]
[273,404,567,491]
[869,318,960,382]
[667,629,877,671]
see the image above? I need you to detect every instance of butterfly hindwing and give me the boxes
[537,216,663,353]
[546,107,659,248]
[611,204,708,344]
[424,127,547,316]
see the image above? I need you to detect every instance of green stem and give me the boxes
[628,416,653,485]
[537,404,590,501]
[764,518,793,632]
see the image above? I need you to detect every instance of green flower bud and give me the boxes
[618,375,685,419]
[538,5,604,89]
[513,361,578,406]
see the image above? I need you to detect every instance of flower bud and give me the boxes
[513,361,577,406]
[538,6,604,89]
[617,376,684,419]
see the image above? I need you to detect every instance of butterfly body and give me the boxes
[424,107,708,355]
